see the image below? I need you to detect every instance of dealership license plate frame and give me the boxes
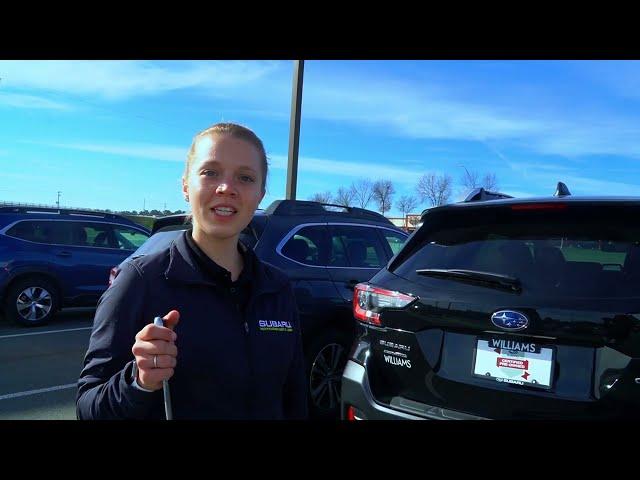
[472,336,556,390]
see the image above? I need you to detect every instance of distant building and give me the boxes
[387,214,421,232]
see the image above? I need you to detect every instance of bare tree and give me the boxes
[351,178,375,209]
[309,191,333,204]
[334,186,356,207]
[417,173,452,207]
[397,195,418,228]
[372,180,395,215]
[482,173,498,191]
[460,168,499,195]
[460,169,480,192]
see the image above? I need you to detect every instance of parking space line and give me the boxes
[0,326,92,339]
[0,383,77,401]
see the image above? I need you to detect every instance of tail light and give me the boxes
[353,283,416,326]
[346,405,366,421]
[108,267,120,286]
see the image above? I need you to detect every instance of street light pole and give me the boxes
[57,191,61,209]
[457,164,471,179]
[286,60,304,200]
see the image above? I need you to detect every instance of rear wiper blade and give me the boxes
[415,269,522,293]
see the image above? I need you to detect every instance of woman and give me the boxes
[76,122,308,419]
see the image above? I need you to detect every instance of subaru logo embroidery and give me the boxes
[491,310,529,331]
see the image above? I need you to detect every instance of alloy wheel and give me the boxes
[16,287,53,323]
[309,342,347,411]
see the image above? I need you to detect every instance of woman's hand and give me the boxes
[131,310,180,391]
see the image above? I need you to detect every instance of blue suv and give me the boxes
[0,205,150,326]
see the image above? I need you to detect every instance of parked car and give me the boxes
[342,184,640,420]
[111,200,409,418]
[0,205,150,327]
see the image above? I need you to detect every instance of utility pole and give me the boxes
[57,191,61,209]
[286,60,304,200]
[143,198,146,212]
[457,164,471,179]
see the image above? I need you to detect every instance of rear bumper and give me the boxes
[341,360,488,420]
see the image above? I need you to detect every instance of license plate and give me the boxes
[473,337,555,389]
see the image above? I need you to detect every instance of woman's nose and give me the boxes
[215,180,237,196]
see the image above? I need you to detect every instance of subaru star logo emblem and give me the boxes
[491,310,529,331]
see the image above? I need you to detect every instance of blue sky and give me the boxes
[1,60,640,217]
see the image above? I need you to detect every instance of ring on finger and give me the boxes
[153,354,158,368]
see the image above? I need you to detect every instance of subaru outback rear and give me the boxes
[342,195,640,420]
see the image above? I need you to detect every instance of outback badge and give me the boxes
[491,310,529,331]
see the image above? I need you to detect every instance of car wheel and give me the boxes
[305,330,351,420]
[4,276,59,327]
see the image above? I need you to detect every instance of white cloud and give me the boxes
[31,141,187,162]
[299,65,640,161]
[269,154,431,186]
[0,92,73,110]
[300,72,548,143]
[530,121,640,159]
[507,162,575,173]
[0,60,284,100]
[6,60,640,162]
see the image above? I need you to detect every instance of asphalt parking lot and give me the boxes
[0,308,95,420]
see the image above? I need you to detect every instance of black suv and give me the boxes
[342,186,640,420]
[112,200,408,418]
[0,205,150,327]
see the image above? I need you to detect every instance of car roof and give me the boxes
[423,195,640,216]
[151,201,399,234]
[0,206,149,232]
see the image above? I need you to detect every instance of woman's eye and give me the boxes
[240,175,255,183]
[202,170,218,177]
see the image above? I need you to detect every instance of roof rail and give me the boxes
[0,203,125,220]
[264,200,392,224]
[554,182,571,197]
[463,188,514,203]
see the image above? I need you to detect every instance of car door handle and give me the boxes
[56,251,72,257]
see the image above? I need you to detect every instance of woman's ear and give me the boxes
[182,176,189,202]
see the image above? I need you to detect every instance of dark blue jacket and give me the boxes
[76,231,308,420]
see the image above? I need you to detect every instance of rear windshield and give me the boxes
[393,204,640,299]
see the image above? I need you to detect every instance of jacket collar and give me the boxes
[165,231,287,296]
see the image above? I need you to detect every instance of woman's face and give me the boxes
[183,134,265,241]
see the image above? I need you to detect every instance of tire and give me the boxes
[4,276,59,327]
[305,329,352,420]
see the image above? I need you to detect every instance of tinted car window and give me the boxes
[112,225,149,250]
[281,225,327,265]
[74,222,114,248]
[379,229,407,256]
[6,221,38,242]
[394,205,640,299]
[328,225,386,268]
[82,223,113,248]
[7,220,60,244]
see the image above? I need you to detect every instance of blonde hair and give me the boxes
[184,122,268,191]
